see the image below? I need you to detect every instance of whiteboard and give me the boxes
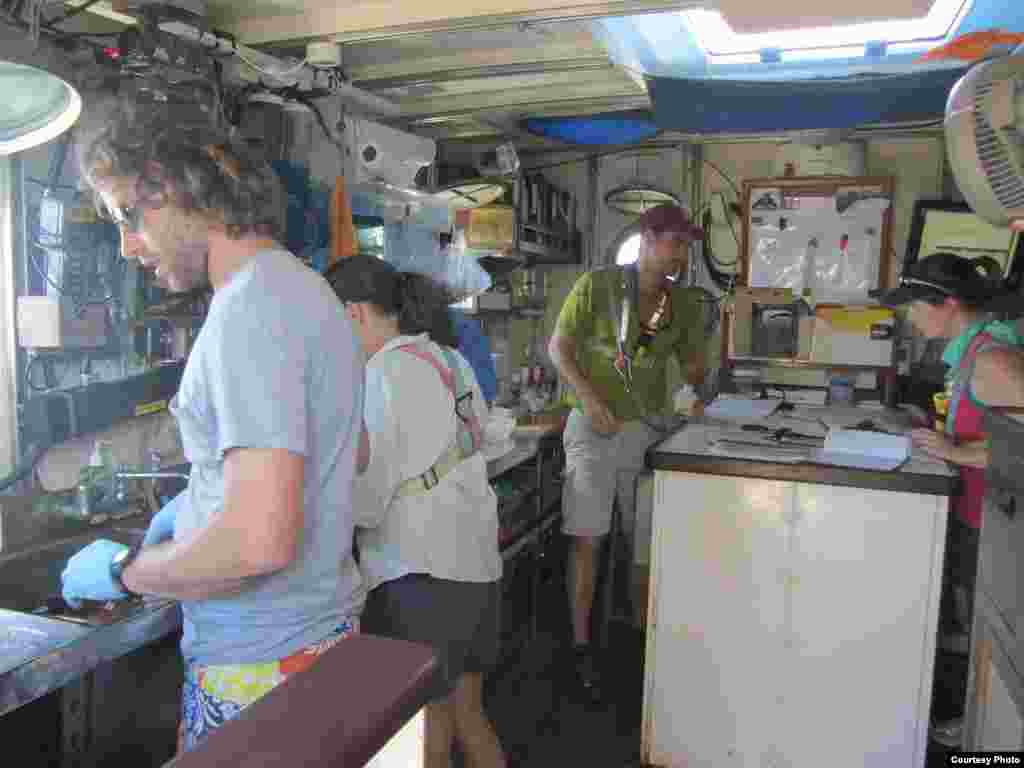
[747,185,891,303]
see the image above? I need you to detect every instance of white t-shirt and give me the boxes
[354,333,502,590]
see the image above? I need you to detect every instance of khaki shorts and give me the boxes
[561,408,661,538]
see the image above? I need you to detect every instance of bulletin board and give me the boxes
[740,176,896,302]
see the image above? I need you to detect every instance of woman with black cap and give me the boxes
[878,251,1024,743]
[878,251,1024,514]
[324,254,506,768]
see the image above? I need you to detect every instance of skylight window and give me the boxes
[681,0,972,58]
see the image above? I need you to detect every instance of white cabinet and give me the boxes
[643,471,947,768]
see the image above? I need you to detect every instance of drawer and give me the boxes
[985,411,1024,495]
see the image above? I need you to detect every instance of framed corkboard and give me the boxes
[739,175,896,302]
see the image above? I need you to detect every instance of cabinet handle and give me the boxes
[998,492,1017,520]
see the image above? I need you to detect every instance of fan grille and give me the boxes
[973,76,1024,211]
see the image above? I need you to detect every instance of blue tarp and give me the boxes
[647,68,967,134]
[524,111,660,145]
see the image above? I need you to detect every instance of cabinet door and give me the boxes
[968,612,1024,751]
[980,490,1024,662]
[787,485,946,768]
[643,472,790,768]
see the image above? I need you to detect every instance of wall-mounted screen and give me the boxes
[906,200,1024,288]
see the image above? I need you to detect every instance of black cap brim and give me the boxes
[979,289,1024,318]
[870,285,932,306]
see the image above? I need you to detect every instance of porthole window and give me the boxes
[608,223,643,267]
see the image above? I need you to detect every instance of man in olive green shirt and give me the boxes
[548,203,708,700]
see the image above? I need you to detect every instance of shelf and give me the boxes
[513,173,581,267]
[729,355,894,372]
[515,241,580,265]
[500,504,561,560]
[520,222,573,238]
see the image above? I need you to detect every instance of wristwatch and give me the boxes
[110,543,142,597]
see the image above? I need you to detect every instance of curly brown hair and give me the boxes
[77,95,284,239]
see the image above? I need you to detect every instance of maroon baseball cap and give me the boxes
[638,203,704,240]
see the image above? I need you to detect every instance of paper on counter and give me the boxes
[704,398,782,422]
[811,428,911,471]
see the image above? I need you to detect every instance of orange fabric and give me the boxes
[278,644,328,676]
[917,30,1024,62]
[329,175,358,269]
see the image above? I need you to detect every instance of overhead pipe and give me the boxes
[156,20,404,119]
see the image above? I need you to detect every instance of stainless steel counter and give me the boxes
[0,599,180,716]
[487,439,539,480]
[0,435,554,720]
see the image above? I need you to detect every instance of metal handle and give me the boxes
[999,492,1017,521]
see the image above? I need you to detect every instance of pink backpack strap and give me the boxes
[398,343,482,456]
[397,344,455,395]
[438,346,483,452]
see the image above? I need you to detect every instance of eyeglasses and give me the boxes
[94,176,163,233]
[899,275,955,296]
[96,199,144,232]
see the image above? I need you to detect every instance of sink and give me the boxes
[0,526,145,617]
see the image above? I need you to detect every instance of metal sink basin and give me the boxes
[0,526,145,618]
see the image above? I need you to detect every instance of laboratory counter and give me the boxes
[0,432,560,722]
[641,406,957,768]
[647,416,958,496]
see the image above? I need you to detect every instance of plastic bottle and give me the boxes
[88,439,116,503]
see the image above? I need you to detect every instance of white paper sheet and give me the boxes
[811,428,911,471]
[704,398,782,422]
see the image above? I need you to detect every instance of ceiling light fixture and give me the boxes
[682,0,972,58]
[0,62,82,156]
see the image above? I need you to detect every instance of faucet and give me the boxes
[75,452,189,521]
[113,453,189,504]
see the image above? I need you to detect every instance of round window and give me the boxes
[608,224,643,266]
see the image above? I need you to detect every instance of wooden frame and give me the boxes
[721,175,896,368]
[738,175,896,291]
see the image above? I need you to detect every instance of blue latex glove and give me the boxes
[61,539,129,609]
[143,491,185,547]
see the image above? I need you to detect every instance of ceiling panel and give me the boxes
[327,18,645,140]
[213,0,693,44]
[371,67,627,99]
[87,2,652,142]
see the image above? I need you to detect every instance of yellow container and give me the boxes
[463,205,515,250]
[933,392,949,432]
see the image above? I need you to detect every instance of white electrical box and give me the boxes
[17,296,107,349]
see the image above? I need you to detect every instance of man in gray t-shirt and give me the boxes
[62,98,363,751]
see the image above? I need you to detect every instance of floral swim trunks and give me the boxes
[179,618,358,752]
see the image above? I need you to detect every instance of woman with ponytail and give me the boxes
[325,255,506,768]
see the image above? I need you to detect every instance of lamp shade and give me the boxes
[0,61,81,156]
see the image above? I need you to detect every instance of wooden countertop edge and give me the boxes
[645,452,958,496]
[510,423,564,439]
[165,635,438,768]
